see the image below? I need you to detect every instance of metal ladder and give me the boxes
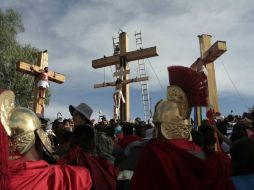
[135,31,152,121]
[112,36,120,56]
[112,35,123,77]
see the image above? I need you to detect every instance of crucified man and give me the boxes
[95,76,147,120]
[31,66,49,98]
[113,77,137,120]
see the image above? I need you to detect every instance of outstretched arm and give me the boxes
[123,76,149,84]
[104,82,116,87]
[30,65,43,74]
[94,81,116,88]
[123,78,138,85]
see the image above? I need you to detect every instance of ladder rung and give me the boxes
[135,31,152,120]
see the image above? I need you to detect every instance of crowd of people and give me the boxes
[1,82,254,190]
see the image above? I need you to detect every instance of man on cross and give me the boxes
[114,78,125,108]
[106,77,138,120]
[31,66,49,98]
[16,50,65,117]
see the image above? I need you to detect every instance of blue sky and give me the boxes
[1,0,254,121]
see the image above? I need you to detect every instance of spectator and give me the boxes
[230,138,254,189]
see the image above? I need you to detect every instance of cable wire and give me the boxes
[147,58,166,93]
[109,66,115,80]
[221,59,249,109]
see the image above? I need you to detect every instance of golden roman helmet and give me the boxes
[166,86,192,119]
[0,89,15,136]
[153,86,192,140]
[0,90,52,155]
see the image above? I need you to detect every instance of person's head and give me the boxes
[198,124,216,151]
[44,67,48,72]
[216,121,228,135]
[39,117,49,131]
[116,78,122,84]
[63,118,70,126]
[5,107,53,160]
[230,138,254,175]
[134,123,146,138]
[230,124,248,143]
[109,119,116,127]
[63,118,73,131]
[52,118,63,133]
[153,99,192,140]
[102,125,115,140]
[239,117,253,128]
[70,124,95,152]
[227,114,235,122]
[216,121,228,145]
[69,103,93,126]
[134,117,142,124]
[122,122,134,137]
[191,129,204,147]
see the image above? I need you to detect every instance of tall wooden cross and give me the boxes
[92,32,158,121]
[190,34,227,152]
[190,34,227,113]
[16,50,65,116]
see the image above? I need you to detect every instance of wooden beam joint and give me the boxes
[92,46,159,69]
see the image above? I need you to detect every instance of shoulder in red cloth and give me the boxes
[131,139,235,190]
[58,146,117,190]
[9,158,92,190]
[0,120,9,190]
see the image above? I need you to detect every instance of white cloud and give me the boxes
[2,0,254,118]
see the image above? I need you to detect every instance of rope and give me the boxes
[103,67,106,83]
[147,58,166,93]
[136,60,140,78]
[109,66,116,80]
[221,59,249,109]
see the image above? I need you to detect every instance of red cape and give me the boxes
[58,147,117,190]
[131,139,235,190]
[9,158,92,190]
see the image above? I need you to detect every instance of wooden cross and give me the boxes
[190,34,227,152]
[92,32,158,121]
[16,50,65,116]
[94,76,149,88]
[190,34,227,112]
